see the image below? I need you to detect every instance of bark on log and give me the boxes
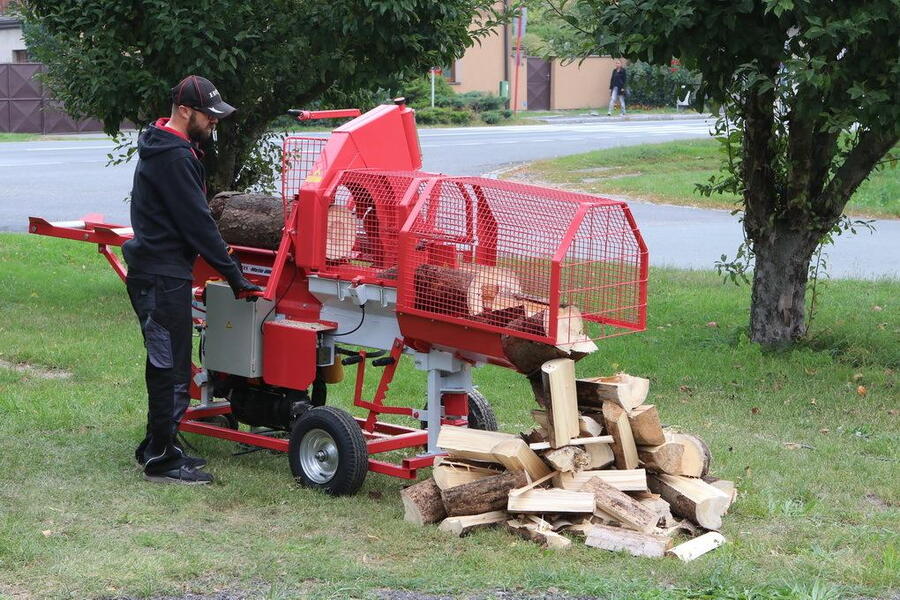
[209,192,283,250]
[440,470,527,517]
[400,478,447,525]
[648,473,729,530]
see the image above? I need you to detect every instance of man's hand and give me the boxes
[230,276,263,301]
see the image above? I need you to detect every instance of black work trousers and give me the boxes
[126,271,193,473]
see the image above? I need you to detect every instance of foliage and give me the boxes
[19,0,503,193]
[480,110,502,124]
[402,75,457,108]
[413,106,473,125]
[627,61,700,108]
[555,0,899,345]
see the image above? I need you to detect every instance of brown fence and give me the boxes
[0,63,104,134]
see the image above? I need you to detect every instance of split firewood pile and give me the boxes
[401,359,736,560]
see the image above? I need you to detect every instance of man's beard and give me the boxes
[187,112,213,144]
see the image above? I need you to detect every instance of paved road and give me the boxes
[1,119,896,279]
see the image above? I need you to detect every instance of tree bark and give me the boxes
[749,224,822,345]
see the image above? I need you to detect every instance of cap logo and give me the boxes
[208,89,220,99]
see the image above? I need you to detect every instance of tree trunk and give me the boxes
[748,225,822,346]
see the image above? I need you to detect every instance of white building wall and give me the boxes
[0,24,26,63]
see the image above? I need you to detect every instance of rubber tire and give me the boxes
[419,390,499,431]
[288,406,368,496]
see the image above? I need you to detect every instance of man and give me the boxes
[123,75,261,485]
[608,61,627,116]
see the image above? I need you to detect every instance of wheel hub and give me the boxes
[299,428,339,484]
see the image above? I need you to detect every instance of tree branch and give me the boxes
[821,129,899,220]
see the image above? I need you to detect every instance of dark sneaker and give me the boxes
[143,464,214,485]
[135,446,207,469]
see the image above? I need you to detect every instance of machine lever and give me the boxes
[341,356,363,366]
[372,357,395,368]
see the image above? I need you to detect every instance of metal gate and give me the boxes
[526,57,551,111]
[0,63,103,134]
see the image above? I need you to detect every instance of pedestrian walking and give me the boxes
[608,61,627,116]
[123,75,261,485]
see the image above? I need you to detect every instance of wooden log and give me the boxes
[579,476,659,533]
[628,405,666,446]
[667,532,726,561]
[440,470,527,517]
[412,264,524,318]
[541,358,580,448]
[506,519,572,550]
[602,402,640,470]
[584,524,672,558]
[667,432,712,478]
[583,442,615,469]
[209,192,284,250]
[501,308,596,376]
[438,510,507,537]
[579,415,605,437]
[401,478,447,525]
[637,441,685,475]
[509,470,558,497]
[507,489,596,514]
[554,469,647,492]
[635,494,673,528]
[703,477,737,511]
[648,473,730,530]
[543,446,590,472]
[432,457,500,490]
[436,426,516,463]
[490,438,551,481]
[576,374,649,412]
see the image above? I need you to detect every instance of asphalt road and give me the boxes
[1,118,896,279]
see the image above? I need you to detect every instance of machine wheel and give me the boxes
[420,390,499,432]
[288,406,368,496]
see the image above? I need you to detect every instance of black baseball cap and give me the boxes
[171,75,236,119]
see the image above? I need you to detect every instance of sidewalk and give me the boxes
[538,112,713,125]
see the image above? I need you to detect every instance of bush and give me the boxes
[414,106,473,125]
[501,109,512,119]
[403,76,456,108]
[457,91,506,112]
[626,61,701,107]
[447,109,473,125]
[480,110,502,124]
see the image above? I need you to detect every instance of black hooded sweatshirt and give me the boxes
[123,119,242,285]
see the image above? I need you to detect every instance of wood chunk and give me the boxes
[636,495,673,528]
[584,524,672,558]
[583,442,615,469]
[637,441,685,475]
[667,532,726,561]
[401,478,447,525]
[667,432,711,478]
[432,459,498,490]
[628,405,665,445]
[543,446,590,472]
[579,476,659,533]
[703,477,737,511]
[541,359,580,448]
[554,469,647,492]
[566,435,614,445]
[436,426,516,463]
[578,415,605,437]
[491,438,552,481]
[522,427,548,445]
[501,309,595,377]
[509,470,558,497]
[441,470,527,517]
[507,489,596,514]
[576,374,649,412]
[507,519,572,549]
[438,510,507,537]
[602,402,640,469]
[648,473,730,530]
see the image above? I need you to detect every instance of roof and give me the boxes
[0,16,23,30]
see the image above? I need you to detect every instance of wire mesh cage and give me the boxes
[397,177,647,344]
[281,136,328,222]
[321,169,434,281]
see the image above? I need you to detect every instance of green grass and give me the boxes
[0,235,898,600]
[509,139,899,219]
[0,133,40,142]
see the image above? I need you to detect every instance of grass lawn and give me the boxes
[0,133,40,142]
[507,139,899,220]
[0,235,897,600]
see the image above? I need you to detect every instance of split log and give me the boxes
[667,432,712,478]
[436,426,516,463]
[432,456,501,490]
[584,524,672,558]
[648,473,730,530]
[554,469,647,492]
[509,470,558,497]
[440,470,527,517]
[541,358,580,447]
[637,441,685,475]
[401,478,447,525]
[438,510,507,537]
[602,402,640,470]
[667,532,726,562]
[635,494,674,528]
[579,415,605,437]
[628,405,666,446]
[501,307,596,375]
[576,374,649,412]
[490,438,551,481]
[579,476,659,533]
[543,446,591,472]
[506,518,572,550]
[703,476,737,511]
[507,489,596,514]
[583,442,616,469]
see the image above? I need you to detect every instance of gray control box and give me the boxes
[204,281,275,377]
